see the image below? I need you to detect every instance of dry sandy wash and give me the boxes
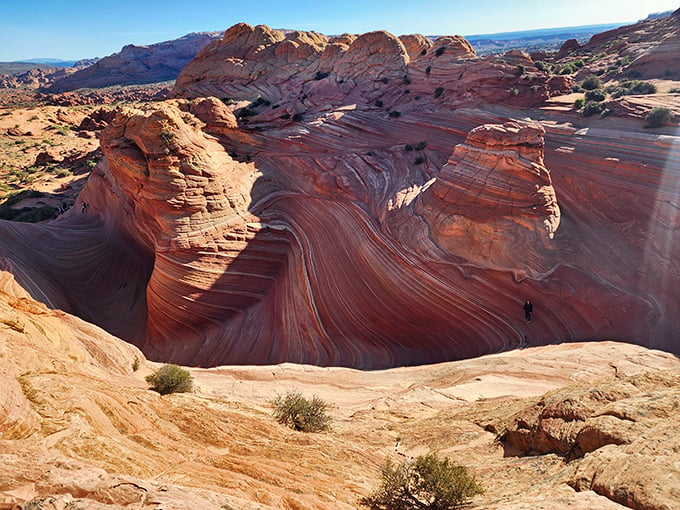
[1,274,679,509]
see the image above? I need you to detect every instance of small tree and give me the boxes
[363,453,483,510]
[271,390,331,432]
[645,107,674,128]
[145,364,193,395]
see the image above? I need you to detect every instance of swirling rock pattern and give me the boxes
[0,23,678,368]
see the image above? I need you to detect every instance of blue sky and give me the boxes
[0,0,678,61]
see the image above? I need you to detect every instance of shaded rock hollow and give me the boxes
[0,23,679,368]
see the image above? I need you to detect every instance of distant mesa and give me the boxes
[43,32,223,93]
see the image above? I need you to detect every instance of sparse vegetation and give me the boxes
[605,79,657,97]
[362,453,483,510]
[433,87,444,98]
[582,100,606,117]
[581,75,602,90]
[132,357,140,372]
[271,390,331,432]
[159,130,175,144]
[585,89,606,102]
[645,107,674,128]
[145,364,193,395]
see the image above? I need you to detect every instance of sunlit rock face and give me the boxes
[416,121,561,278]
[0,23,678,368]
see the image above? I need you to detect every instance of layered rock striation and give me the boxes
[0,23,679,368]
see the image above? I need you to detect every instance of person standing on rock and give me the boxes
[523,300,533,323]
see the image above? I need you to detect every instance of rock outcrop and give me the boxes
[416,121,560,277]
[0,23,679,368]
[557,8,680,79]
[45,32,222,92]
[1,287,679,510]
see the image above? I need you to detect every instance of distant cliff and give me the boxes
[45,32,222,92]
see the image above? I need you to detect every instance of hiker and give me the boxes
[523,300,533,323]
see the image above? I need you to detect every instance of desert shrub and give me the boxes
[585,89,606,102]
[414,140,427,150]
[516,64,525,76]
[271,390,331,432]
[557,62,577,75]
[670,88,680,93]
[581,75,602,90]
[645,107,674,128]
[582,101,606,117]
[132,357,140,372]
[292,113,304,122]
[435,46,445,57]
[362,453,483,510]
[159,130,175,143]
[314,71,329,80]
[389,111,401,118]
[534,61,549,72]
[145,364,193,395]
[375,100,384,107]
[414,156,425,165]
[433,87,444,98]
[573,97,585,109]
[629,80,657,94]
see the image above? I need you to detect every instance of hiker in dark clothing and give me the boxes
[523,300,533,323]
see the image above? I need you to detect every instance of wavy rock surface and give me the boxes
[1,285,679,509]
[0,23,679,368]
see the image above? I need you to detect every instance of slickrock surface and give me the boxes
[1,23,679,368]
[1,278,679,508]
[559,8,680,80]
[45,32,222,93]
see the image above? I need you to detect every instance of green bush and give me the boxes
[573,97,585,109]
[362,453,483,510]
[145,364,193,395]
[585,89,606,102]
[581,75,602,90]
[271,390,331,432]
[645,107,674,128]
[583,101,606,117]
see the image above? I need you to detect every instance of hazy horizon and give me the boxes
[0,0,677,61]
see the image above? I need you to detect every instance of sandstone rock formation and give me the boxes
[45,32,222,93]
[0,23,679,369]
[558,8,680,79]
[1,283,678,510]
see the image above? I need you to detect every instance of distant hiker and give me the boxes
[523,300,533,323]
[81,202,89,214]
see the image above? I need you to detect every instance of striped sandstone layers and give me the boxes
[0,23,678,367]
